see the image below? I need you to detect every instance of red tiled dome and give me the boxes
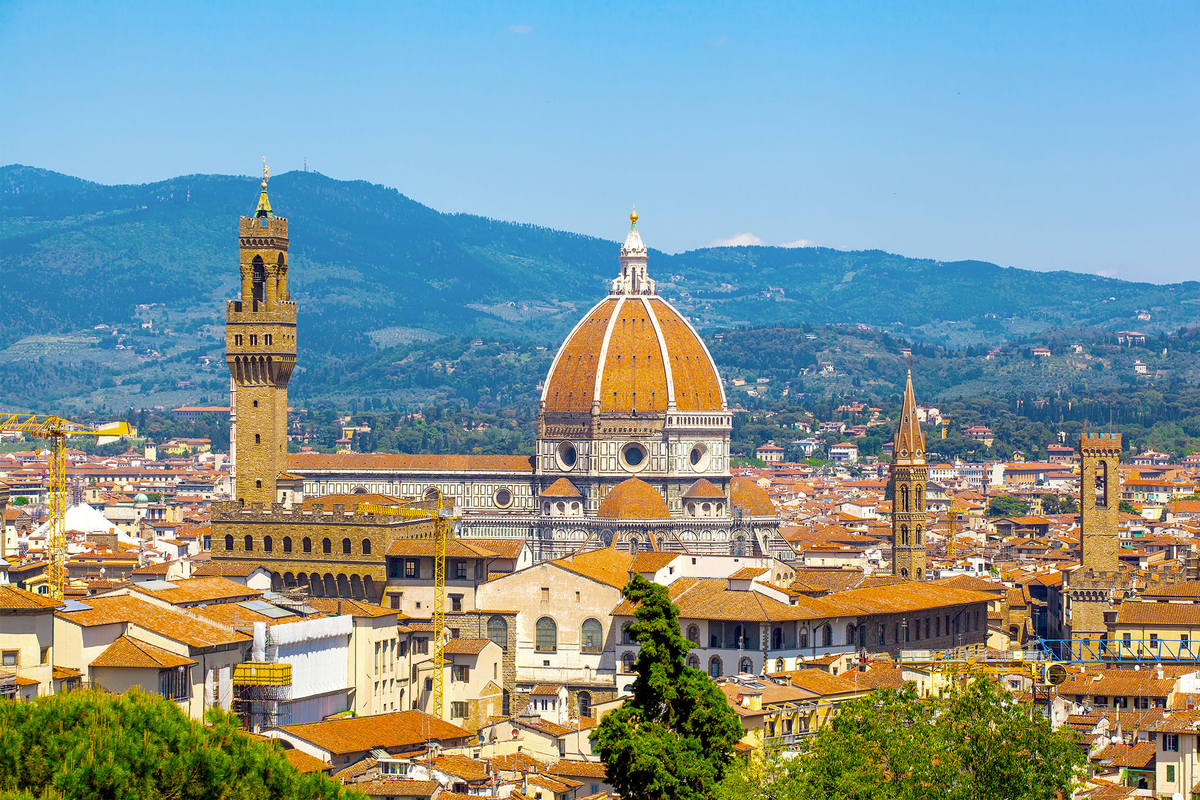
[596,478,672,520]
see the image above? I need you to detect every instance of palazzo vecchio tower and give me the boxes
[226,162,297,505]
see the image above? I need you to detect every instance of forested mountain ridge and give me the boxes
[5,164,1199,357]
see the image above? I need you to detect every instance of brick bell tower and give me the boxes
[1079,432,1120,573]
[891,370,928,580]
[226,160,296,505]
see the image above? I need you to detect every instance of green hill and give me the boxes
[4,164,1200,414]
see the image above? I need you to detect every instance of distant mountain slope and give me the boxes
[3,165,1198,358]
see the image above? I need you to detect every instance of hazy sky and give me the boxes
[2,1,1197,282]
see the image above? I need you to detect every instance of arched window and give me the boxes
[901,485,910,512]
[739,657,754,674]
[687,625,700,644]
[799,628,809,649]
[303,537,311,554]
[577,691,592,719]
[536,617,557,653]
[772,627,783,650]
[622,623,635,645]
[263,535,273,553]
[487,616,508,650]
[821,624,833,648]
[846,624,857,647]
[775,658,784,673]
[224,534,233,551]
[733,535,746,556]
[1095,460,1108,508]
[361,539,371,555]
[581,619,603,654]
[322,538,332,555]
[687,655,701,670]
[916,526,923,545]
[917,567,923,580]
[915,484,924,509]
[282,537,292,554]
[901,525,909,546]
[251,255,265,302]
[622,652,636,673]
[244,535,253,552]
[342,538,351,555]
[709,656,723,678]
[901,568,909,579]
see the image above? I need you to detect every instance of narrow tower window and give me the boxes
[1095,460,1108,508]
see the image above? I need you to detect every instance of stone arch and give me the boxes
[244,535,253,552]
[350,574,364,599]
[323,573,337,597]
[336,574,351,597]
[263,535,273,553]
[342,538,352,555]
[283,572,295,588]
[739,657,754,674]
[363,576,374,601]
[271,572,283,591]
[362,538,372,555]
[708,656,723,678]
[224,534,233,551]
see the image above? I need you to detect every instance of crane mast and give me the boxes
[358,491,456,720]
[0,414,101,599]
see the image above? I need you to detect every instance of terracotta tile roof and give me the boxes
[1115,602,1200,626]
[519,718,575,737]
[131,576,260,606]
[488,751,548,773]
[0,585,63,610]
[932,575,1006,594]
[614,577,830,622]
[1149,709,1200,733]
[814,582,996,617]
[429,754,490,781]
[277,711,473,756]
[306,598,397,619]
[52,665,82,680]
[649,297,723,412]
[192,561,267,577]
[300,493,405,509]
[530,684,564,696]
[465,538,526,559]
[131,563,172,575]
[540,478,583,498]
[789,568,866,593]
[553,548,635,589]
[290,453,535,474]
[386,536,499,559]
[547,759,608,779]
[442,638,493,655]
[543,298,619,414]
[353,779,440,798]
[282,747,330,774]
[56,595,250,649]
[195,603,295,629]
[730,477,775,517]
[682,478,726,500]
[91,635,197,669]
[629,552,678,573]
[596,478,671,520]
[728,567,768,580]
[775,668,868,697]
[1093,741,1156,769]
[1058,669,1176,699]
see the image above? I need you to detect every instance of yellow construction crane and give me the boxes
[946,493,959,562]
[0,414,102,599]
[358,492,457,720]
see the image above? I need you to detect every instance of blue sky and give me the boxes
[2,1,1197,282]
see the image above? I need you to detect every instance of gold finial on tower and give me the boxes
[262,156,270,189]
[630,206,638,226]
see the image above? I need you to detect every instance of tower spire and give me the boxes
[890,368,928,580]
[611,207,655,296]
[893,369,925,462]
[255,156,273,219]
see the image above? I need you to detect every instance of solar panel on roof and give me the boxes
[238,599,294,618]
[138,580,177,591]
[61,599,92,612]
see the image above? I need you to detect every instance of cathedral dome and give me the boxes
[596,478,672,520]
[730,476,774,517]
[541,215,725,417]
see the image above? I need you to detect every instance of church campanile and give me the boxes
[226,162,297,505]
[891,371,928,580]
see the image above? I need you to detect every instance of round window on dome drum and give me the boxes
[556,441,578,471]
[493,488,513,508]
[620,442,647,471]
[689,443,710,472]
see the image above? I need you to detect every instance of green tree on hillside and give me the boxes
[591,574,743,800]
[987,495,1030,517]
[0,688,362,800]
[718,677,1084,800]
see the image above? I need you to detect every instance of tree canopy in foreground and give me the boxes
[0,688,363,800]
[718,676,1085,800]
[591,574,744,800]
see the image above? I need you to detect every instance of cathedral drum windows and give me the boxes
[493,488,513,509]
[555,441,578,471]
[688,443,710,472]
[619,442,648,472]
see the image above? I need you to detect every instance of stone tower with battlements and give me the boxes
[891,371,928,580]
[1079,432,1120,573]
[226,164,296,506]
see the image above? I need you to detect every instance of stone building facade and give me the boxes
[891,371,928,580]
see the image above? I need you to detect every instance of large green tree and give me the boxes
[591,574,743,800]
[718,676,1084,800]
[0,688,363,800]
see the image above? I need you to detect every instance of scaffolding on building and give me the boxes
[232,661,293,731]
